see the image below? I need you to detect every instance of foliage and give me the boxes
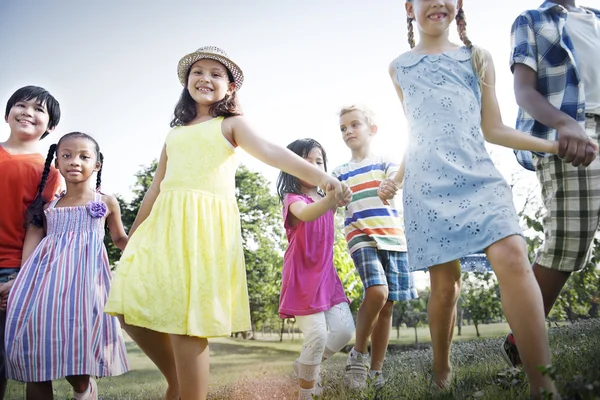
[393,290,429,344]
[333,210,363,314]
[461,272,503,337]
[104,160,158,267]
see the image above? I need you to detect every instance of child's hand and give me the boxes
[557,119,596,167]
[321,177,350,203]
[0,280,14,311]
[378,178,399,205]
[336,184,352,207]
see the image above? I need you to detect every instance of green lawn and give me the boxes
[5,321,599,399]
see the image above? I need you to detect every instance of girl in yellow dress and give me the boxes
[104,46,351,400]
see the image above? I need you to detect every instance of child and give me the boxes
[379,0,596,397]
[276,138,354,400]
[3,132,129,400]
[332,106,418,390]
[502,0,600,368]
[0,85,61,397]
[103,46,351,400]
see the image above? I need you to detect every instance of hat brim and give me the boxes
[177,51,244,90]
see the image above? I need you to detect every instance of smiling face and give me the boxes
[406,0,457,38]
[186,58,235,110]
[55,137,100,185]
[5,98,52,141]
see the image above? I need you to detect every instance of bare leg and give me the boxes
[117,315,179,399]
[427,260,461,389]
[170,335,210,400]
[369,300,394,371]
[532,263,571,316]
[353,285,388,353]
[65,374,90,394]
[486,235,558,399]
[25,382,53,400]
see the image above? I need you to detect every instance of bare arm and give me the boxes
[229,117,350,200]
[21,226,45,267]
[480,50,559,154]
[104,194,128,250]
[288,191,337,223]
[513,63,596,166]
[129,145,168,236]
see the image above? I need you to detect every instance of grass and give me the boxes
[5,320,599,399]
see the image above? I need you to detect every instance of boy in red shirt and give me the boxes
[0,86,61,397]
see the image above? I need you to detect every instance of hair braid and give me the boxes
[96,152,104,191]
[455,1,487,86]
[26,144,57,228]
[407,17,416,49]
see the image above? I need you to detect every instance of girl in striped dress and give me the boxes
[2,132,129,400]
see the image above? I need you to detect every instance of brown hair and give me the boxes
[170,68,242,128]
[406,0,487,86]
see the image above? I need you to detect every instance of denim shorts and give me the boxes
[351,248,417,302]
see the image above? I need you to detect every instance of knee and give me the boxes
[364,285,389,307]
[431,280,461,304]
[379,301,394,319]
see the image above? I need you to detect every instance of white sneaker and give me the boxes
[370,371,385,390]
[343,350,369,390]
[73,378,98,400]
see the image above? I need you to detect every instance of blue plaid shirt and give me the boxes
[510,1,600,171]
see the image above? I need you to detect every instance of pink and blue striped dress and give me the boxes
[4,192,129,382]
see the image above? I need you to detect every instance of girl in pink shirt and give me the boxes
[276,138,355,400]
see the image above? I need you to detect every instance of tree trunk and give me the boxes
[413,327,418,344]
[457,307,463,336]
[474,322,480,337]
[251,323,256,340]
[280,319,285,342]
[397,323,400,340]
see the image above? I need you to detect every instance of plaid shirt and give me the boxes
[510,1,600,171]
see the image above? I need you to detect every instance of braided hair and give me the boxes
[26,132,104,228]
[276,138,328,203]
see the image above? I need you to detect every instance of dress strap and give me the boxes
[94,191,101,202]
[48,190,65,209]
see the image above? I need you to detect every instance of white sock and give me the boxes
[350,347,368,358]
[73,384,91,400]
[298,387,314,400]
[369,369,382,378]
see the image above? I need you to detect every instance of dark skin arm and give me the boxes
[513,63,596,167]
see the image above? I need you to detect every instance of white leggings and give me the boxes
[294,302,355,380]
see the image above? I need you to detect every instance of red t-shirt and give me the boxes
[0,146,60,268]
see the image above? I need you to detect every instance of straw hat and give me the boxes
[177,46,244,90]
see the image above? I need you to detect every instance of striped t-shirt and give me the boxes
[332,156,407,255]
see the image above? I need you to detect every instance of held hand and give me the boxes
[336,183,352,208]
[0,280,14,298]
[378,178,399,205]
[320,176,345,202]
[557,119,595,167]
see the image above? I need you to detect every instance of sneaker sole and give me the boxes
[498,343,516,368]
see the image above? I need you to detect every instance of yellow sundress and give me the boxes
[105,117,251,337]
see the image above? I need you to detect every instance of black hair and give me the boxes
[5,86,61,139]
[169,67,242,128]
[276,138,328,203]
[26,132,104,228]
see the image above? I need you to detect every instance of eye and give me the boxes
[61,154,70,158]
[35,107,45,113]
[352,123,360,128]
[212,73,223,78]
[340,127,346,133]
[81,155,90,160]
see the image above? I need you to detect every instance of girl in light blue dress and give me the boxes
[376,0,591,398]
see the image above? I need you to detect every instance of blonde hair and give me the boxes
[339,105,376,126]
[406,0,487,86]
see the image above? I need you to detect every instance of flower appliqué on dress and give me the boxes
[86,201,107,218]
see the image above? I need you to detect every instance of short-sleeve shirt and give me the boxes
[509,1,600,170]
[332,156,407,255]
[279,193,349,318]
[0,146,60,268]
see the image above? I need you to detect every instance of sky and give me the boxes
[0,0,548,205]
[1,0,554,288]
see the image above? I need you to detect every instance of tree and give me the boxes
[393,292,428,344]
[333,211,363,315]
[235,165,283,336]
[104,160,158,267]
[461,272,503,337]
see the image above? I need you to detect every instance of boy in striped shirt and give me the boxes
[332,106,417,390]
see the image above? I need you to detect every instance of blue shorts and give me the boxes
[351,248,417,302]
